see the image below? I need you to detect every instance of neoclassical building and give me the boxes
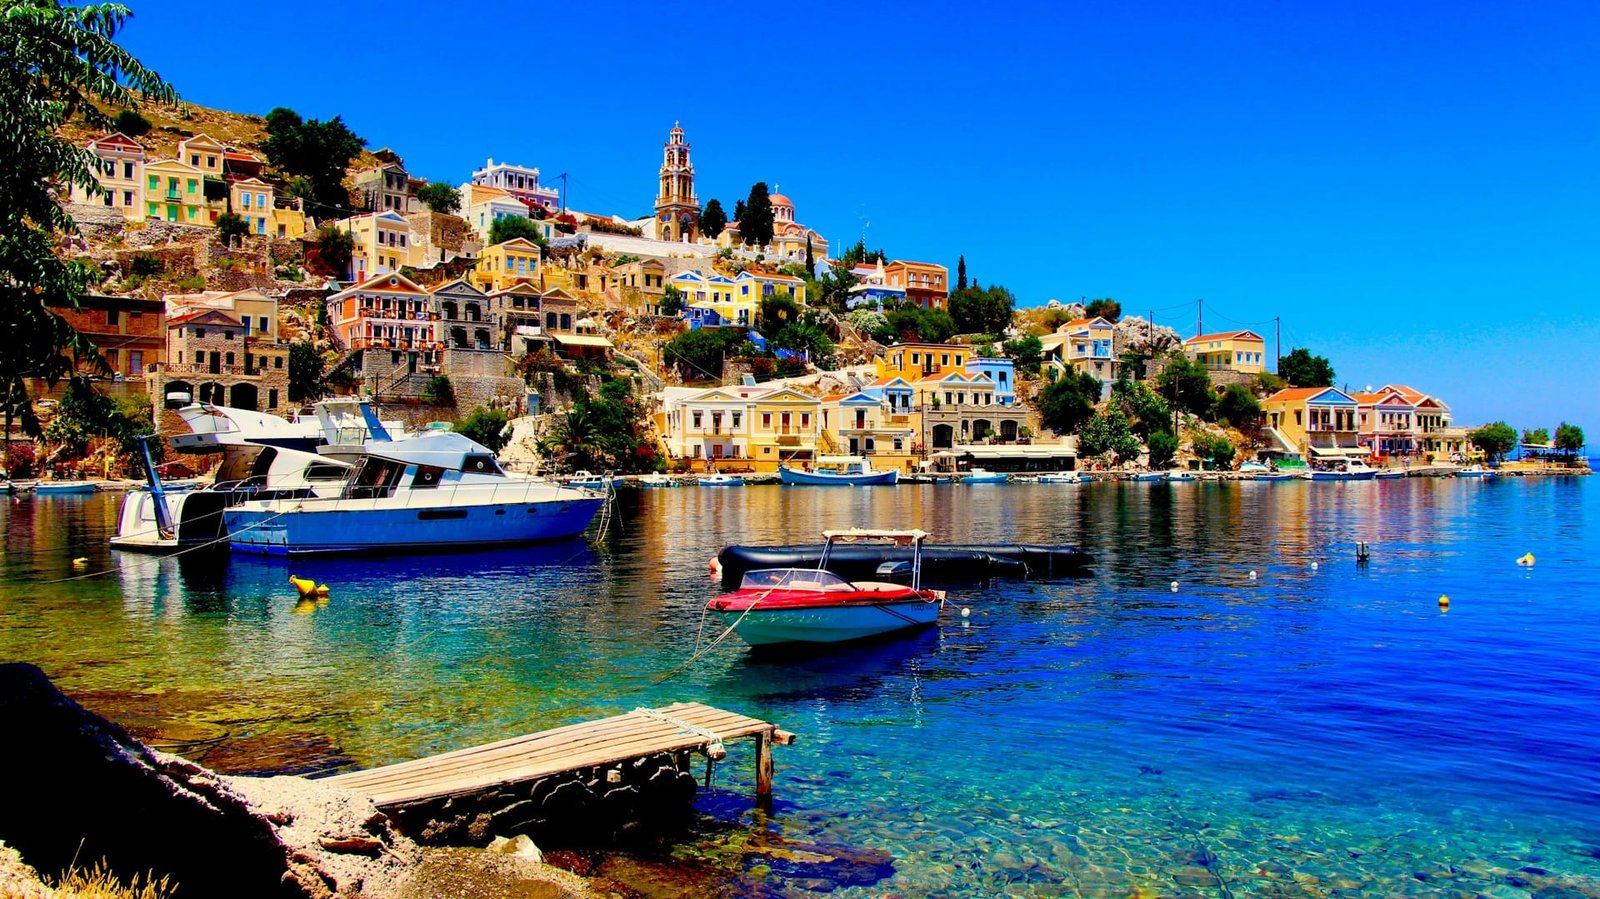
[653,124,698,243]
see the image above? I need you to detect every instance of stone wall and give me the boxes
[442,347,513,379]
[384,750,699,847]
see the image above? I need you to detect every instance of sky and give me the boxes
[113,0,1599,432]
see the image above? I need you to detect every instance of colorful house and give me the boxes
[355,160,414,214]
[846,260,906,309]
[460,183,532,242]
[324,272,440,352]
[882,260,949,310]
[71,133,146,222]
[331,211,413,280]
[876,342,971,381]
[736,270,807,305]
[142,159,206,224]
[177,133,226,179]
[965,356,1017,406]
[1262,386,1366,462]
[1351,388,1418,458]
[747,388,823,468]
[658,384,822,471]
[470,157,560,212]
[1183,330,1266,374]
[472,238,544,293]
[1040,317,1117,381]
[820,390,916,463]
[229,178,274,235]
[1382,385,1468,460]
[670,270,752,328]
[271,200,309,240]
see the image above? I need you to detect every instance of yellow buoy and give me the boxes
[288,575,319,598]
[71,557,89,568]
[315,584,330,597]
[1516,553,1535,567]
[293,598,318,615]
[1438,595,1450,609]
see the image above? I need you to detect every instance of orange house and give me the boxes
[883,260,949,310]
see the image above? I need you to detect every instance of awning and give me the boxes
[1309,446,1371,458]
[551,333,614,349]
[950,444,1077,459]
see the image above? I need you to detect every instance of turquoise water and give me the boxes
[3,478,1599,896]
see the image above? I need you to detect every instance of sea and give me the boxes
[2,475,1598,897]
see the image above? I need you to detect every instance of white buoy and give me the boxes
[1170,581,1180,592]
[1310,561,1319,570]
[1248,570,1258,580]
[960,607,971,618]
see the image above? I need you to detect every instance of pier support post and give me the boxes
[755,729,774,806]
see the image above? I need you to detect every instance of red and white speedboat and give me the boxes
[707,529,945,647]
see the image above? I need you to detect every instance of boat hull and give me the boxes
[779,466,898,486]
[699,476,745,487]
[717,543,1091,587]
[1036,474,1084,484]
[34,482,99,495]
[962,474,1008,484]
[224,496,603,555]
[1304,471,1377,481]
[717,601,940,646]
[110,488,236,552]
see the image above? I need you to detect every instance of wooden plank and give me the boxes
[324,703,783,808]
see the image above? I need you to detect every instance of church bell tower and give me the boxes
[655,123,698,242]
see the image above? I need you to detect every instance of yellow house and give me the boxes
[271,200,309,240]
[670,270,753,328]
[819,390,917,467]
[71,132,146,222]
[177,133,226,179]
[1183,330,1266,374]
[1261,386,1364,461]
[746,387,822,469]
[143,159,206,224]
[331,211,412,280]
[229,178,275,236]
[658,384,821,471]
[1039,317,1117,381]
[876,342,970,382]
[471,238,544,293]
[735,271,807,306]
[913,371,998,410]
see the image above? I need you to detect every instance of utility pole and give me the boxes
[1196,297,1203,337]
[1274,316,1281,374]
[551,172,568,214]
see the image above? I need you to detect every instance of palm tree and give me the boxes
[539,403,610,471]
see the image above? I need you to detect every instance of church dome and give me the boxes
[769,193,793,207]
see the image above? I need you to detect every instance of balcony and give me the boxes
[165,190,181,200]
[1307,423,1356,433]
[348,337,444,351]
[357,308,438,322]
[161,363,257,376]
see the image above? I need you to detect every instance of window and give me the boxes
[762,412,772,429]
[148,175,158,190]
[224,330,234,340]
[731,412,742,429]
[187,179,196,194]
[692,412,702,429]
[268,389,278,409]
[801,413,811,428]
[123,190,133,206]
[189,154,199,166]
[206,155,216,168]
[274,356,283,369]
[241,193,251,209]
[224,352,234,365]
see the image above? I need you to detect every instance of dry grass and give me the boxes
[0,861,175,899]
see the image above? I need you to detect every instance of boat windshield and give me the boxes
[739,569,855,592]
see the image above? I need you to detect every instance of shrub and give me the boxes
[129,253,164,276]
[454,406,510,453]
[1147,429,1180,469]
[113,108,151,137]
[423,374,455,406]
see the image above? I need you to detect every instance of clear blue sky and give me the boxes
[114,0,1598,433]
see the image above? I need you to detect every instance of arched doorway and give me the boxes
[450,326,468,349]
[973,419,993,441]
[474,328,492,350]
[198,381,226,405]
[1000,420,1019,441]
[164,381,193,409]
[229,383,258,411]
[932,424,954,449]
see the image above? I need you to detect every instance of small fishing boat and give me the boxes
[567,471,615,490]
[1165,470,1197,482]
[961,468,1008,484]
[1128,471,1165,482]
[779,455,898,486]
[707,529,945,647]
[1239,461,1295,481]
[637,472,677,488]
[1036,472,1085,484]
[1456,465,1497,479]
[1302,459,1379,481]
[1375,470,1407,480]
[699,473,745,487]
[33,481,99,495]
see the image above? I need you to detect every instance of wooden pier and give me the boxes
[322,702,794,811]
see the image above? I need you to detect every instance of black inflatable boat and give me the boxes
[716,543,1092,588]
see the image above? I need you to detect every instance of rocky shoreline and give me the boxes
[0,663,598,899]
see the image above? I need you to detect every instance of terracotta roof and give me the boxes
[769,193,793,206]
[1264,387,1356,404]
[1185,330,1263,344]
[820,393,848,402]
[223,150,261,162]
[750,271,803,283]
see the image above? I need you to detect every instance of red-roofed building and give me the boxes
[883,260,949,310]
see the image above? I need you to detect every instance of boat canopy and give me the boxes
[1309,446,1372,458]
[822,528,930,544]
[815,455,868,465]
[363,432,501,470]
[739,568,854,591]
